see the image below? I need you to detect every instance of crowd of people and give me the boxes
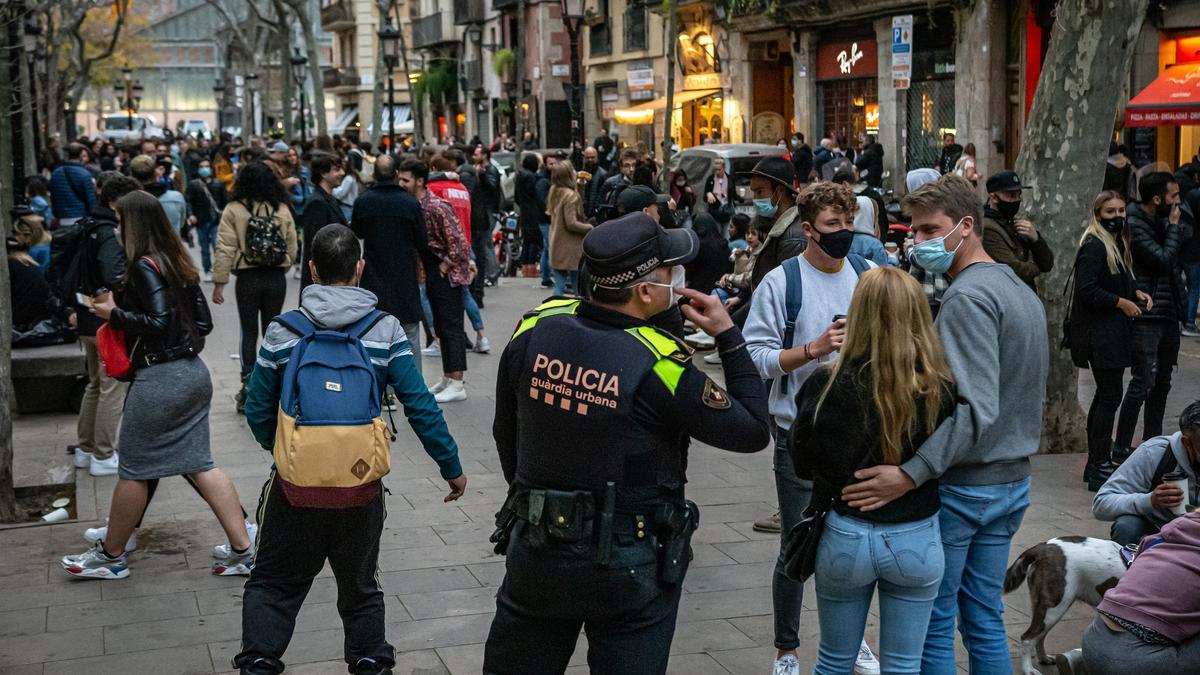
[7,122,1200,675]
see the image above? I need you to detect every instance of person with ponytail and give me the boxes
[1067,191,1154,491]
[790,266,956,674]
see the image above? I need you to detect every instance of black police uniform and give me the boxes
[483,213,772,675]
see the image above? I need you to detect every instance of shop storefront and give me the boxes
[748,36,793,144]
[816,39,877,146]
[904,16,956,171]
[1125,34,1200,168]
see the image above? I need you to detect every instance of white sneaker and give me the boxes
[703,351,722,365]
[422,340,441,357]
[685,332,716,348]
[434,379,467,403]
[291,267,301,280]
[213,521,258,558]
[203,271,213,283]
[428,377,449,394]
[473,336,491,354]
[88,453,119,477]
[83,522,138,553]
[854,640,881,675]
[74,447,93,469]
[772,655,800,675]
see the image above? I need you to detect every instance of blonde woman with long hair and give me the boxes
[789,266,955,674]
[1066,191,1153,493]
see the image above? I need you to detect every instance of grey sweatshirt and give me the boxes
[1092,432,1198,528]
[901,263,1049,486]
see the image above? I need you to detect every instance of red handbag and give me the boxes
[96,257,159,381]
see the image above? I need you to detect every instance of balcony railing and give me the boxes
[323,66,361,90]
[412,12,455,48]
[462,60,483,91]
[454,0,485,24]
[319,0,354,31]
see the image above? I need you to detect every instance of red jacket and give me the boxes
[427,176,472,246]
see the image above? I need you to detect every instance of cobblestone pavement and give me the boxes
[4,268,1200,675]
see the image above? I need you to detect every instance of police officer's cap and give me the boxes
[583,213,698,288]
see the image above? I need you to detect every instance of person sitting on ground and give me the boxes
[1093,401,1200,546]
[1080,510,1200,674]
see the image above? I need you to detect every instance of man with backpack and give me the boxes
[742,181,879,675]
[185,158,228,282]
[236,224,466,675]
[60,173,143,477]
[1093,401,1200,546]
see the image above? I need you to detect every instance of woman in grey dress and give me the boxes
[62,190,254,580]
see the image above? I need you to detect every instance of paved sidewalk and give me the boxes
[3,269,1199,675]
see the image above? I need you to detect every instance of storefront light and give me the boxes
[853,96,865,107]
[614,108,655,125]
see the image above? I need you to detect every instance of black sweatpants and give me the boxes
[425,268,467,374]
[234,476,393,673]
[1115,321,1179,448]
[235,267,287,377]
[1086,366,1126,467]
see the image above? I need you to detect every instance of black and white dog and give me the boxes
[1003,536,1126,675]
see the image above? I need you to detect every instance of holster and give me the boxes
[655,500,699,585]
[518,488,595,553]
[489,486,520,556]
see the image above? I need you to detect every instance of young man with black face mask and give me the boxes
[743,181,879,675]
[980,170,1054,291]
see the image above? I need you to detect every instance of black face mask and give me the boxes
[814,228,854,260]
[996,200,1021,219]
[584,161,597,171]
[1100,216,1125,234]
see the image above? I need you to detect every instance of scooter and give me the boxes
[493,210,521,281]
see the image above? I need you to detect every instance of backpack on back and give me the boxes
[273,309,393,508]
[243,202,288,267]
[777,253,870,395]
[46,217,95,303]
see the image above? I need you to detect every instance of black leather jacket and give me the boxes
[109,257,212,369]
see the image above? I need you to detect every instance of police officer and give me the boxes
[484,212,772,674]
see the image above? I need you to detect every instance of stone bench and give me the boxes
[11,342,88,414]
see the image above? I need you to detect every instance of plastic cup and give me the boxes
[42,507,69,523]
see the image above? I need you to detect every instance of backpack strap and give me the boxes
[1149,440,1179,490]
[779,257,803,395]
[846,253,870,276]
[345,309,386,339]
[273,310,316,339]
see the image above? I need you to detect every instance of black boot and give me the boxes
[234,374,248,415]
[1111,445,1136,465]
[1089,443,1120,492]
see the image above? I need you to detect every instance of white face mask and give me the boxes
[644,265,686,306]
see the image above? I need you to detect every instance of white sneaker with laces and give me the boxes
[213,521,258,558]
[83,521,138,553]
[772,654,800,675]
[434,379,467,403]
[854,640,881,675]
[686,332,716,348]
[88,453,119,477]
[203,271,213,283]
[422,342,441,357]
[703,352,722,365]
[428,377,449,394]
[473,336,491,354]
[74,447,93,468]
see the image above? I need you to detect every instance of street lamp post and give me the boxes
[122,66,134,131]
[245,73,259,138]
[23,19,40,163]
[213,79,225,131]
[560,0,585,152]
[379,21,400,154]
[290,50,309,144]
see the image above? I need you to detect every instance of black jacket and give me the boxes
[1127,202,1187,323]
[1181,186,1200,266]
[581,165,609,219]
[855,142,885,188]
[792,144,814,183]
[514,169,545,239]
[75,207,126,337]
[750,208,807,291]
[185,178,227,224]
[9,257,71,331]
[1068,235,1136,369]
[299,186,349,290]
[936,143,963,175]
[350,183,428,324]
[685,215,733,294]
[462,162,501,234]
[109,257,212,370]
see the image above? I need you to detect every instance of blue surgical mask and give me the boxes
[910,218,966,275]
[198,167,212,178]
[753,197,777,218]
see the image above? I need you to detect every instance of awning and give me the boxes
[330,108,358,135]
[1125,63,1200,127]
[614,89,720,126]
[367,106,414,135]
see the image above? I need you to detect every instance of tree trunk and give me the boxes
[514,0,525,150]
[662,0,675,164]
[279,38,294,138]
[1015,0,1149,454]
[0,20,20,522]
[289,1,327,137]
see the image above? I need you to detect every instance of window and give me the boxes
[589,0,611,56]
[623,0,646,52]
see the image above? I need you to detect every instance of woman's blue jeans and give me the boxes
[813,511,944,675]
[551,269,578,296]
[461,287,484,332]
